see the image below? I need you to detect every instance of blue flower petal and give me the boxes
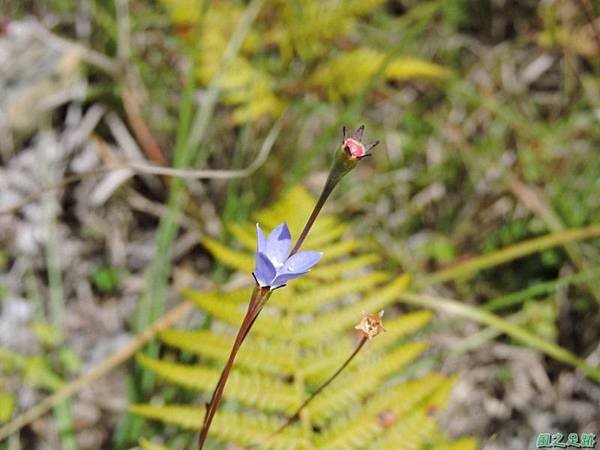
[269,251,322,288]
[255,223,267,254]
[270,271,307,289]
[254,252,276,287]
[284,251,323,273]
[266,222,291,266]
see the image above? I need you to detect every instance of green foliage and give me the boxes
[131,186,476,449]
[160,0,449,122]
[32,322,64,347]
[90,266,124,293]
[140,438,172,450]
[311,49,451,101]
[0,391,15,423]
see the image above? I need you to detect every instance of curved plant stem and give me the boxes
[251,336,368,448]
[197,286,271,449]
[290,168,342,256]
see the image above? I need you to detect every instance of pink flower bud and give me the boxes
[343,138,367,158]
[341,125,379,161]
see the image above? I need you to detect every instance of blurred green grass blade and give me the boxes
[133,62,197,336]
[116,63,198,450]
[119,1,266,447]
[42,144,77,450]
[484,265,600,311]
[187,0,265,167]
[134,0,265,336]
[418,225,600,287]
[53,401,76,450]
[398,291,600,384]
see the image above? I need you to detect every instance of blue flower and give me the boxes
[253,222,322,289]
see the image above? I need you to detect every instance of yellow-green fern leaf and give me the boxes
[274,271,390,313]
[434,437,480,450]
[373,311,433,348]
[201,237,253,273]
[308,342,428,425]
[132,404,309,450]
[370,409,438,450]
[130,404,202,430]
[309,254,381,280]
[311,48,451,100]
[184,289,294,338]
[319,374,447,449]
[139,439,172,450]
[295,275,411,344]
[304,310,433,375]
[159,329,296,375]
[210,410,306,450]
[137,354,297,413]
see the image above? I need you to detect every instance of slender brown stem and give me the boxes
[289,169,341,256]
[251,336,368,447]
[197,286,270,449]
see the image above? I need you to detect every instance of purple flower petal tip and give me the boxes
[284,251,322,273]
[255,223,267,254]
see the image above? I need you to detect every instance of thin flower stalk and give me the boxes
[255,336,368,447]
[197,285,271,448]
[197,125,379,450]
[252,311,386,447]
[290,125,379,255]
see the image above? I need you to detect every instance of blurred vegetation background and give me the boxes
[0,0,599,449]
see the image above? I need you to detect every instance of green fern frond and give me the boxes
[367,378,460,450]
[308,342,428,424]
[209,411,306,450]
[433,437,479,450]
[277,0,386,61]
[132,404,308,450]
[159,329,295,374]
[316,375,449,449]
[254,186,339,237]
[277,271,390,313]
[374,311,433,347]
[184,289,295,338]
[137,354,297,413]
[294,276,411,344]
[201,238,254,273]
[181,287,252,306]
[309,254,381,280]
[302,311,432,380]
[139,438,171,450]
[305,222,349,249]
[133,186,476,449]
[162,0,445,123]
[318,238,362,262]
[370,409,438,450]
[226,223,258,250]
[311,48,451,100]
[130,404,203,430]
